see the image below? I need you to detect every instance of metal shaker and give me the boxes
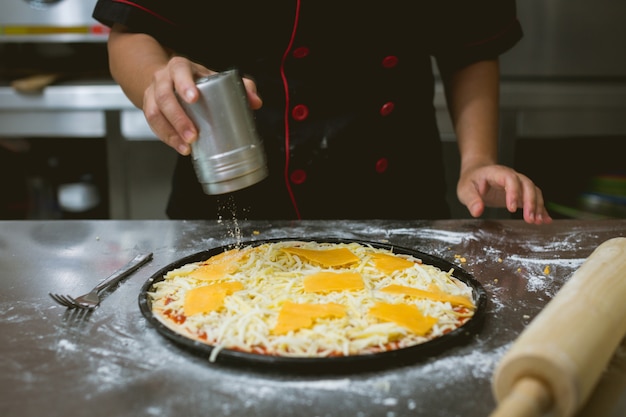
[179,69,268,195]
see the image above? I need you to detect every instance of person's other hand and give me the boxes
[143,57,263,155]
[457,164,552,225]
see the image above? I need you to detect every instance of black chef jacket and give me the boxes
[93,0,523,220]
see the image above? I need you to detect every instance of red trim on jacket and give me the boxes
[112,0,177,26]
[279,0,302,219]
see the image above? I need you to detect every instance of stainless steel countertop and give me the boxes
[1,219,626,417]
[0,81,132,110]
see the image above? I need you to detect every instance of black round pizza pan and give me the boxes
[138,238,487,374]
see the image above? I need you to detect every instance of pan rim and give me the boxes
[138,237,487,374]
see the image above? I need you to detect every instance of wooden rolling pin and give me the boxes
[491,237,626,417]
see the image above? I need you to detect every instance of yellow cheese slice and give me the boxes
[380,284,474,309]
[370,253,415,274]
[183,281,244,316]
[188,248,244,281]
[368,302,437,335]
[272,301,347,335]
[282,246,359,267]
[303,271,365,293]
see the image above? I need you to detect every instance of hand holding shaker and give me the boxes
[178,69,268,195]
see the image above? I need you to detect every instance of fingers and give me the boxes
[459,182,486,218]
[467,198,486,218]
[143,84,192,155]
[504,172,553,225]
[143,60,261,155]
[144,57,215,155]
[169,58,202,104]
[503,172,523,213]
[243,77,263,110]
[458,165,552,225]
[149,71,195,154]
[522,184,552,225]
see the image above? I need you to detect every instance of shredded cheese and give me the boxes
[149,241,476,360]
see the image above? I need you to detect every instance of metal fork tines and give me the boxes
[49,252,153,310]
[49,293,88,309]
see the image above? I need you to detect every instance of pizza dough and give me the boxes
[148,240,477,361]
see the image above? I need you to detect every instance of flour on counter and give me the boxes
[413,343,508,381]
[506,254,586,295]
[409,228,473,246]
[57,338,78,353]
[2,291,509,417]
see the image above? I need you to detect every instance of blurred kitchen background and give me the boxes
[0,0,625,220]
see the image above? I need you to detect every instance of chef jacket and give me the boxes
[93,0,523,220]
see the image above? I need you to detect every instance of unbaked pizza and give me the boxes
[147,240,477,361]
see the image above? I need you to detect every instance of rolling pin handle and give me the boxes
[490,377,553,417]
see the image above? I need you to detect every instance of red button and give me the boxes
[291,104,309,121]
[379,102,395,116]
[290,169,307,184]
[375,158,389,173]
[292,46,310,58]
[382,55,399,68]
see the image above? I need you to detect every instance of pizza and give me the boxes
[148,240,477,361]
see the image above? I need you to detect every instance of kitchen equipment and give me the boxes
[500,0,626,79]
[57,181,100,213]
[0,0,106,43]
[490,237,626,417]
[0,0,112,219]
[178,70,268,195]
[138,238,486,373]
[49,252,153,309]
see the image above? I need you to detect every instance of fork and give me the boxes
[49,252,153,310]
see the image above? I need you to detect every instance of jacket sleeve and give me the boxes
[430,0,523,67]
[92,0,183,50]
